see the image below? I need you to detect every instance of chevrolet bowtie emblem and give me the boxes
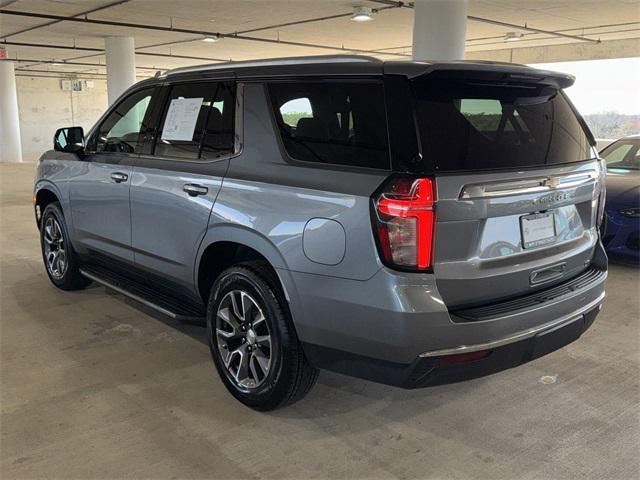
[543,177,561,188]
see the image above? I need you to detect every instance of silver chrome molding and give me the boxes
[419,291,605,358]
[459,170,597,200]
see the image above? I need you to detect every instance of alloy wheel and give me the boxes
[215,290,273,390]
[43,216,67,280]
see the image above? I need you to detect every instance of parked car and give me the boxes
[600,135,640,264]
[35,56,607,410]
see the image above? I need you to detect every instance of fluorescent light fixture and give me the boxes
[504,32,524,42]
[202,35,219,42]
[351,6,374,22]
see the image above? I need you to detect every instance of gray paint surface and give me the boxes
[67,156,133,263]
[129,159,227,288]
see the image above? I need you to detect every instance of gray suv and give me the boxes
[35,56,607,410]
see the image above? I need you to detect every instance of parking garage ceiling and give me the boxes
[1,0,639,79]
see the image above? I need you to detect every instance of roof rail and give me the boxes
[163,54,381,77]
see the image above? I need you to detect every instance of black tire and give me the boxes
[206,262,318,411]
[40,202,91,291]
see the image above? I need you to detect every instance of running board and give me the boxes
[79,265,206,323]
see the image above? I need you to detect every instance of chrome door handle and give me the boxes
[183,184,208,196]
[110,172,128,183]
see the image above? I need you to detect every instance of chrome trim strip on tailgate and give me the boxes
[459,170,597,199]
[418,291,605,358]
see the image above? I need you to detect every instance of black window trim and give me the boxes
[144,79,243,165]
[263,76,393,173]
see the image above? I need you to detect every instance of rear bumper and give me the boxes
[288,244,607,387]
[303,302,601,388]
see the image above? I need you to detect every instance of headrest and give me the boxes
[206,107,223,130]
[296,117,328,140]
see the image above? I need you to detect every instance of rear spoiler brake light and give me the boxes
[384,62,575,89]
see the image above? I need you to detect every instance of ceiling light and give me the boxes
[504,32,524,42]
[202,35,219,42]
[351,6,374,22]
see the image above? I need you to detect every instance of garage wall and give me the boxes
[16,77,108,162]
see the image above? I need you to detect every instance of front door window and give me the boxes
[93,88,154,153]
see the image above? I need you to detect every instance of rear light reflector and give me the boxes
[438,350,490,365]
[373,177,436,270]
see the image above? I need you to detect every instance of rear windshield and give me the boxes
[413,80,593,172]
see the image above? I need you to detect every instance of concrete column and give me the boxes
[105,36,136,105]
[0,61,23,163]
[412,0,469,61]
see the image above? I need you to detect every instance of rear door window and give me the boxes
[268,81,390,170]
[154,82,235,160]
[413,79,592,172]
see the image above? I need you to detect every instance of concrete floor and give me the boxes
[1,163,638,480]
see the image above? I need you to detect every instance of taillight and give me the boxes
[373,177,436,271]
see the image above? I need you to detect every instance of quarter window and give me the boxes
[155,82,235,160]
[268,82,390,170]
[94,88,154,153]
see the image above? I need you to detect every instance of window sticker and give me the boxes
[161,97,204,141]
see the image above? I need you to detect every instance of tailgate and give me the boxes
[433,161,602,308]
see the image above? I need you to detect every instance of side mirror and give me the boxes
[54,127,85,154]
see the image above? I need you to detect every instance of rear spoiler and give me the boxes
[384,61,575,89]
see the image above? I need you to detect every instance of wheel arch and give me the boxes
[34,184,62,228]
[195,225,295,305]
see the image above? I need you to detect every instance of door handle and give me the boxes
[183,183,208,197]
[110,172,128,183]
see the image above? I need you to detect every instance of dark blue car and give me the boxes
[600,135,640,264]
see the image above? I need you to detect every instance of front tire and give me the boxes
[206,262,318,410]
[40,202,91,291]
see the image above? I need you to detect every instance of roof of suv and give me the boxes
[156,54,574,88]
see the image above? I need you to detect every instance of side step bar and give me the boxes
[79,265,206,323]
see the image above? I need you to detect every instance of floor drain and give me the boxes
[539,374,558,384]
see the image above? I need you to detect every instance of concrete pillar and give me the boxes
[105,36,136,105]
[412,0,469,61]
[0,61,23,163]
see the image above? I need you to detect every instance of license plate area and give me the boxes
[520,212,556,249]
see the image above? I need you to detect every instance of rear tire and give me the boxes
[206,262,318,410]
[40,202,91,291]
